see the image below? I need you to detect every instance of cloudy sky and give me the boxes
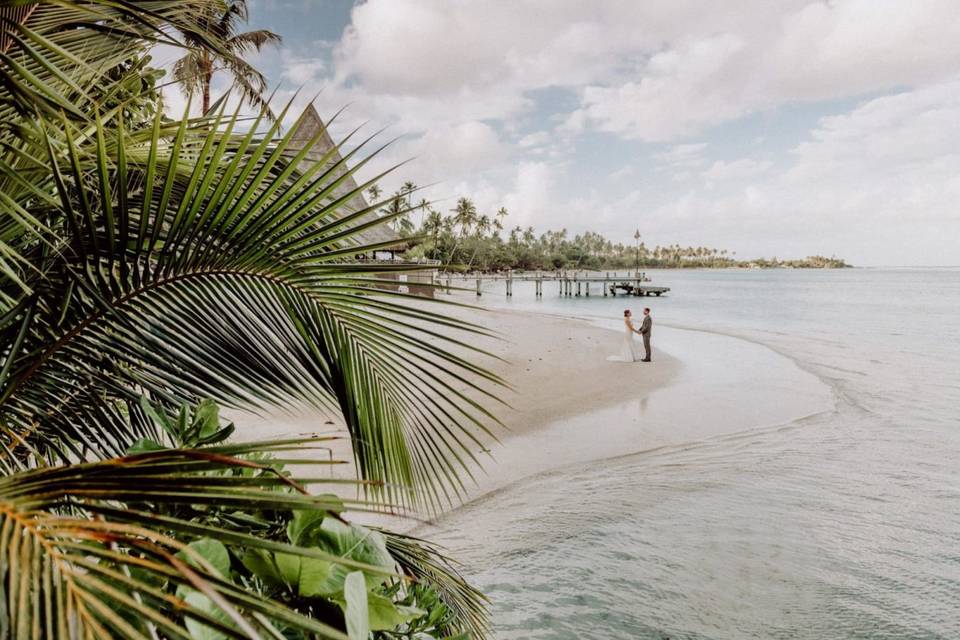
[157,0,960,265]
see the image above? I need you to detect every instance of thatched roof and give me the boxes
[285,105,404,250]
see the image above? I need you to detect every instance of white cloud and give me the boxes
[640,78,960,264]
[152,1,960,264]
[503,162,554,228]
[655,143,709,169]
[281,57,325,84]
[518,131,551,148]
[702,158,772,182]
[575,34,748,141]
[572,0,960,141]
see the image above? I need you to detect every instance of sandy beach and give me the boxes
[230,305,678,486]
[231,298,832,517]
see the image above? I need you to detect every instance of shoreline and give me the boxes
[229,305,682,504]
[231,302,834,529]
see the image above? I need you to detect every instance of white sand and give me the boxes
[230,302,833,523]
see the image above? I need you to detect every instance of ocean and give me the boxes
[430,268,960,639]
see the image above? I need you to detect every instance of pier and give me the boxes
[439,271,671,298]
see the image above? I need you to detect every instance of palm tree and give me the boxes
[449,197,477,263]
[466,215,492,269]
[416,197,431,231]
[476,215,492,238]
[495,206,508,235]
[452,197,478,236]
[397,181,418,233]
[381,189,412,234]
[0,2,493,636]
[423,209,445,260]
[173,0,281,114]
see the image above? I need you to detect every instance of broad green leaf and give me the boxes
[319,519,396,579]
[270,549,338,598]
[194,398,221,440]
[177,538,231,578]
[274,551,302,586]
[367,593,422,631]
[298,557,336,598]
[287,509,327,546]
[240,549,285,590]
[126,437,166,454]
[139,396,178,442]
[184,590,233,640]
[342,571,369,640]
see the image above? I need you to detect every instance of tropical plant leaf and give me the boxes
[0,1,229,309]
[383,531,490,639]
[0,441,398,639]
[0,96,505,511]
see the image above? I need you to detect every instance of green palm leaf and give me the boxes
[0,98,505,510]
[0,441,389,639]
[2,5,499,636]
[0,0,229,311]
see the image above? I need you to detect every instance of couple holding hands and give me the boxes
[611,308,652,363]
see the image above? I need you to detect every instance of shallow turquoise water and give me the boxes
[433,268,960,639]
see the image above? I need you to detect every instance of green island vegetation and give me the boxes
[0,1,497,638]
[377,189,851,271]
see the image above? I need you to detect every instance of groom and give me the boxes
[639,307,652,362]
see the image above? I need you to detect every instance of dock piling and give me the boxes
[442,272,667,299]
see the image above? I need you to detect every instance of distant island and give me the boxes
[373,186,851,271]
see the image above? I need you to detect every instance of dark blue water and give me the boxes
[434,269,960,639]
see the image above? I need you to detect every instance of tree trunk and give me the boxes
[202,51,212,114]
[202,71,211,114]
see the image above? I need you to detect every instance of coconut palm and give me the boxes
[450,198,476,237]
[172,0,281,114]
[448,197,477,264]
[465,215,492,269]
[0,1,494,636]
[415,197,431,232]
[380,189,415,235]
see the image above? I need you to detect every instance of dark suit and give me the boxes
[639,314,652,361]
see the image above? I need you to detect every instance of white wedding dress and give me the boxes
[607,318,642,362]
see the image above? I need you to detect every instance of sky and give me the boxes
[155,0,960,266]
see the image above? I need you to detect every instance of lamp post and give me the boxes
[634,229,641,277]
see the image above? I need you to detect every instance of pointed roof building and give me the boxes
[285,104,405,253]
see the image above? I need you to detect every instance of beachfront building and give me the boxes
[286,105,437,294]
[286,104,406,260]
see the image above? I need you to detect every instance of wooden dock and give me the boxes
[439,272,671,298]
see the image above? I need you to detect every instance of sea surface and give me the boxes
[429,268,960,639]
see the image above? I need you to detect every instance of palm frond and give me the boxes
[0,441,384,640]
[383,531,490,639]
[0,0,231,311]
[0,98,505,511]
[229,29,282,54]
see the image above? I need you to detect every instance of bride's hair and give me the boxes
[623,309,631,317]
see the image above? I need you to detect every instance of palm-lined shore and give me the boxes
[376,190,850,271]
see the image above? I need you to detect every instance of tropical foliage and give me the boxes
[172,0,281,115]
[379,192,848,270]
[0,1,496,637]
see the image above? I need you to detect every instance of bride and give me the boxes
[608,309,643,362]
